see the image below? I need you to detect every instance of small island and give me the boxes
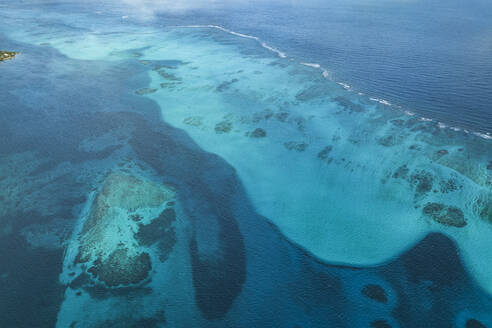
[0,51,18,61]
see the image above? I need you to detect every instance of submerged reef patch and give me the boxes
[157,70,181,81]
[183,116,203,127]
[377,134,403,147]
[392,164,409,179]
[88,248,152,287]
[284,141,309,152]
[370,320,392,328]
[136,88,157,95]
[215,120,233,134]
[249,128,267,138]
[475,195,492,223]
[466,318,487,328]
[422,202,466,227]
[410,170,434,195]
[333,96,364,113]
[91,312,166,328]
[73,172,176,287]
[362,284,388,303]
[317,145,333,160]
[216,78,238,92]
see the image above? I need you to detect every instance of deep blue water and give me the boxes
[152,0,492,134]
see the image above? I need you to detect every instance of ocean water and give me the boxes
[0,1,492,327]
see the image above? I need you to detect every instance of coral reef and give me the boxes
[135,88,157,95]
[377,134,403,147]
[362,284,388,303]
[183,116,203,127]
[215,120,232,134]
[334,96,364,113]
[466,319,487,328]
[88,248,151,287]
[475,195,492,223]
[73,172,175,287]
[392,164,409,179]
[284,141,308,152]
[422,202,466,227]
[317,146,333,160]
[370,320,392,328]
[216,78,238,92]
[249,128,267,138]
[410,170,434,195]
[157,70,180,81]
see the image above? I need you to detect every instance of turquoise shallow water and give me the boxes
[0,1,492,327]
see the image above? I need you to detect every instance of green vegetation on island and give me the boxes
[0,51,18,61]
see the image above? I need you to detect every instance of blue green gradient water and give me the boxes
[0,1,491,327]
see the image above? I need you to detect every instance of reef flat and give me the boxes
[0,51,17,61]
[132,27,492,294]
[57,172,180,327]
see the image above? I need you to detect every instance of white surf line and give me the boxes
[177,24,287,58]
[172,24,492,139]
[300,62,332,79]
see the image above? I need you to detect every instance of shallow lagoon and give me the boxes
[0,1,491,327]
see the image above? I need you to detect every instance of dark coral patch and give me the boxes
[411,170,434,194]
[216,78,238,92]
[439,178,460,193]
[317,146,333,160]
[390,119,405,127]
[215,121,232,134]
[377,135,399,147]
[392,164,409,179]
[295,84,329,101]
[334,96,364,113]
[479,201,492,223]
[362,284,388,303]
[249,128,266,138]
[88,249,152,287]
[466,318,487,328]
[487,161,492,170]
[157,70,180,81]
[94,313,165,328]
[423,202,466,227]
[370,319,392,328]
[275,111,289,122]
[437,149,449,156]
[135,88,157,95]
[284,141,308,152]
